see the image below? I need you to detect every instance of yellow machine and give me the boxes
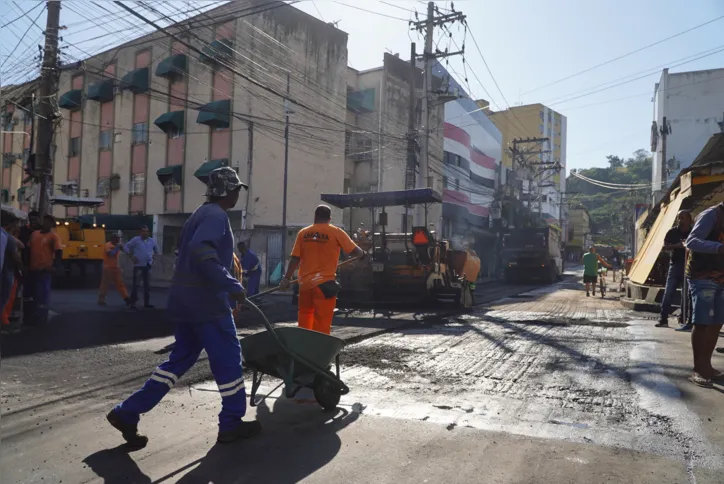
[50,196,107,279]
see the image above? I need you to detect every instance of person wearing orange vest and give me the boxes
[98,234,132,308]
[279,205,364,335]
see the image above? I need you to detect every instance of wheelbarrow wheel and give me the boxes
[313,372,341,412]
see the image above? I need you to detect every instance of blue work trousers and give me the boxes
[661,264,684,320]
[115,313,247,432]
[246,270,261,297]
[29,271,52,325]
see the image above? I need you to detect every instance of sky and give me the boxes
[2,0,724,173]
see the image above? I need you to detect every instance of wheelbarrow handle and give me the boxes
[247,256,363,301]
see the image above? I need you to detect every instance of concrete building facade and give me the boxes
[489,103,567,228]
[344,53,444,234]
[1,80,39,214]
[567,207,591,260]
[651,67,724,201]
[44,2,347,284]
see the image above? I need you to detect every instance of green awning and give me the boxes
[87,79,114,102]
[156,53,188,78]
[199,39,233,66]
[194,158,229,182]
[58,89,82,110]
[154,110,185,134]
[119,67,149,94]
[196,99,231,129]
[156,164,183,186]
[1,189,9,203]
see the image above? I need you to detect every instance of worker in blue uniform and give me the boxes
[107,167,261,448]
[237,241,261,297]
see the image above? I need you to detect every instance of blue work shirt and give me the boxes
[125,235,159,267]
[167,203,244,322]
[686,206,722,254]
[241,249,261,274]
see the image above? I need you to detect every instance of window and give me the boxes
[23,110,32,127]
[131,122,148,145]
[99,130,112,151]
[169,127,183,139]
[539,111,544,121]
[454,178,460,191]
[354,138,373,161]
[163,179,181,193]
[130,173,145,195]
[69,137,81,157]
[3,115,12,132]
[442,176,448,189]
[17,188,25,204]
[97,177,110,197]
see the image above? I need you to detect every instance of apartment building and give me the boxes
[651,67,724,202]
[489,103,567,228]
[1,79,39,213]
[46,1,347,281]
[344,53,445,233]
[567,207,591,260]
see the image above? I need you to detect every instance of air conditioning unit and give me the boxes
[110,173,121,190]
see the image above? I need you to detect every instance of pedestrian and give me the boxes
[582,246,610,297]
[124,225,159,308]
[107,167,259,448]
[684,202,724,388]
[28,214,62,325]
[656,210,693,329]
[18,211,40,318]
[237,241,261,297]
[279,204,364,335]
[98,233,132,308]
[1,216,23,333]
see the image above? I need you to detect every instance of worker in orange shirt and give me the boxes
[279,205,364,335]
[28,214,62,325]
[99,233,132,308]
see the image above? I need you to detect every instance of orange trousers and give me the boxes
[1,279,18,326]
[99,267,129,302]
[297,286,336,335]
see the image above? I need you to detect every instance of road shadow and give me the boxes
[175,397,359,483]
[83,445,153,484]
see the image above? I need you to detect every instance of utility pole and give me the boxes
[411,2,465,225]
[36,0,62,219]
[281,73,291,273]
[405,42,417,196]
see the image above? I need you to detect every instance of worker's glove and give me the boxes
[279,277,291,291]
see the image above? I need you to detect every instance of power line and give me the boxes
[0,4,45,71]
[522,13,724,96]
[332,1,410,21]
[0,1,43,29]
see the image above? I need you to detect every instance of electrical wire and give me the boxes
[0,4,45,70]
[0,1,43,29]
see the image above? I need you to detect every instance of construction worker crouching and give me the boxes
[107,167,260,448]
[279,204,364,335]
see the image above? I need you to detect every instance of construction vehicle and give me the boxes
[320,188,478,308]
[50,195,107,280]
[502,226,562,283]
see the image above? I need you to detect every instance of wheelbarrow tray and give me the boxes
[241,326,345,380]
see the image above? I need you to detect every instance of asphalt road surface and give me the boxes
[2,274,723,483]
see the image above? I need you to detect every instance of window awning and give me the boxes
[196,99,231,129]
[87,79,114,102]
[194,158,229,182]
[1,189,9,203]
[628,187,688,285]
[58,89,82,110]
[154,111,185,134]
[155,53,188,78]
[156,164,183,186]
[199,39,233,65]
[119,67,150,94]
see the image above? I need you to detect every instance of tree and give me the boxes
[607,155,624,169]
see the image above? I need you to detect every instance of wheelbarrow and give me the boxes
[241,299,350,411]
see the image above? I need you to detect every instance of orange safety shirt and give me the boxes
[291,223,357,288]
[103,242,123,269]
[29,231,62,271]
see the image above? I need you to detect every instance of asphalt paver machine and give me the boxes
[320,188,478,308]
